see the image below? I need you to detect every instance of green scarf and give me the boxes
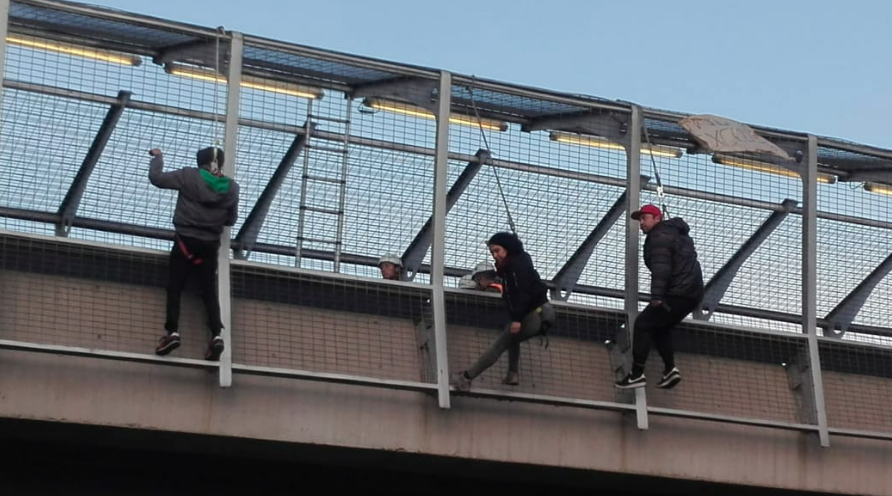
[200,169,231,193]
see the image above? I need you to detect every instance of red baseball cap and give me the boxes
[631,204,662,220]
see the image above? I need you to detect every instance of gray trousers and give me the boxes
[466,303,555,379]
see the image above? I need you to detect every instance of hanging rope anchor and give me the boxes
[639,109,671,218]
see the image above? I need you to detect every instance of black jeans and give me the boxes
[631,295,700,375]
[164,235,222,337]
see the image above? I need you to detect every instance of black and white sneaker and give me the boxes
[656,367,681,389]
[205,336,224,361]
[614,372,646,389]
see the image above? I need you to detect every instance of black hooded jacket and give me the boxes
[488,232,549,322]
[643,217,704,300]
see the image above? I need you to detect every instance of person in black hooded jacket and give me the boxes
[615,204,703,390]
[450,232,555,391]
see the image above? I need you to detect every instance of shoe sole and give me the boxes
[614,381,646,389]
[155,340,180,356]
[205,342,225,361]
[657,375,681,389]
[450,375,471,392]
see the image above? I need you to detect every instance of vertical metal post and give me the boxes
[333,98,352,273]
[431,71,452,408]
[218,31,243,388]
[295,101,314,268]
[626,105,647,430]
[0,0,10,129]
[803,133,830,446]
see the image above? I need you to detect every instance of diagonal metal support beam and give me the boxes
[551,184,645,301]
[402,149,489,279]
[695,198,799,320]
[523,111,629,143]
[823,252,892,338]
[56,90,131,237]
[234,130,309,259]
[352,77,438,111]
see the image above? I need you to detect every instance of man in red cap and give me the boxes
[615,204,703,390]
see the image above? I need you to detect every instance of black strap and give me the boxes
[538,320,551,349]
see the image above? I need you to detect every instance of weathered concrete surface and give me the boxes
[0,351,889,495]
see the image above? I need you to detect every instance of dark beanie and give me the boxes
[196,147,224,167]
[487,231,524,256]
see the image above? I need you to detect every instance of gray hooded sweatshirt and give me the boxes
[149,155,240,242]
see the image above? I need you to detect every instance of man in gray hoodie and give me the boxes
[148,146,240,361]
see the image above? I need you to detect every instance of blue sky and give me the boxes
[92,0,892,149]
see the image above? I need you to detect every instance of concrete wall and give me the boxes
[0,350,890,495]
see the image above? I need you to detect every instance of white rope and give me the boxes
[467,76,518,237]
[211,26,225,171]
[640,109,670,218]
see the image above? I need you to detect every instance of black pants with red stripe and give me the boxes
[165,235,222,337]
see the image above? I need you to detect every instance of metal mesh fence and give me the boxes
[814,144,892,435]
[0,231,213,358]
[231,262,433,383]
[441,84,631,400]
[816,145,892,342]
[2,27,230,252]
[445,288,626,401]
[647,320,815,425]
[0,0,891,438]
[819,338,892,434]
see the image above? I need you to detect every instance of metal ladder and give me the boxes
[295,99,352,272]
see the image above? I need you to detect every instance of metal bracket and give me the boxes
[783,347,818,425]
[153,38,227,68]
[524,111,629,143]
[839,169,892,184]
[352,77,439,112]
[413,296,436,384]
[606,322,635,405]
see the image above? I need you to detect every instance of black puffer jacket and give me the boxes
[643,217,704,300]
[488,232,549,322]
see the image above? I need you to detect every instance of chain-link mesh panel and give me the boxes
[819,339,892,435]
[0,232,211,358]
[441,82,632,399]
[0,0,891,434]
[445,288,626,401]
[234,51,440,279]
[647,321,815,425]
[816,144,892,346]
[640,120,806,333]
[814,144,892,436]
[231,262,432,383]
[2,27,231,251]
